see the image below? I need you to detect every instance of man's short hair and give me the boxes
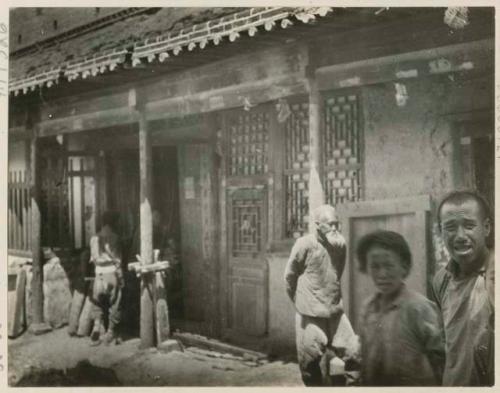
[356,230,412,276]
[437,189,492,227]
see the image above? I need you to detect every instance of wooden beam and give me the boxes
[38,107,136,137]
[37,73,307,137]
[138,101,155,349]
[316,39,493,91]
[336,195,432,218]
[145,74,307,121]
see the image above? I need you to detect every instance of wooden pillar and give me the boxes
[29,134,44,325]
[138,106,155,349]
[27,116,50,334]
[307,72,325,232]
[199,115,221,337]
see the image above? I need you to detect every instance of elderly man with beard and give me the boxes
[432,190,494,386]
[284,204,359,386]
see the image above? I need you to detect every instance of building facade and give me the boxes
[8,7,494,353]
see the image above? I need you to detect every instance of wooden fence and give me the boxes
[8,171,31,256]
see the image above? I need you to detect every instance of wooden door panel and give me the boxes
[349,212,426,328]
[338,196,431,332]
[226,186,268,336]
[230,264,267,280]
[230,277,267,335]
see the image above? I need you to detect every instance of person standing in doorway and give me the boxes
[284,204,359,386]
[432,190,494,386]
[89,211,123,346]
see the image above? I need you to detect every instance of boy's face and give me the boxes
[366,245,407,296]
[440,199,490,269]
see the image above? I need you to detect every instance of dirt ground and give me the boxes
[8,328,303,386]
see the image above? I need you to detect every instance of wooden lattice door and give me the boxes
[223,104,271,337]
[227,187,268,336]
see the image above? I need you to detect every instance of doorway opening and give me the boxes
[105,145,183,337]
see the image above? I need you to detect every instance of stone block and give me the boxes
[29,322,52,335]
[43,257,72,329]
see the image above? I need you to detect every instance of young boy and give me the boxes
[357,230,445,386]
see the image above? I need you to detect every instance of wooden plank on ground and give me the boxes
[68,253,90,335]
[8,268,27,338]
[172,332,268,360]
[76,289,94,337]
[155,271,170,344]
[68,285,86,335]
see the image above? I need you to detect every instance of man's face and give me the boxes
[440,199,490,269]
[366,245,407,296]
[316,209,339,236]
[316,209,345,247]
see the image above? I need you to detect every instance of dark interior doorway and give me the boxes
[459,119,494,247]
[473,135,494,214]
[105,145,183,337]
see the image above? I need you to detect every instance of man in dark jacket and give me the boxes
[284,204,358,386]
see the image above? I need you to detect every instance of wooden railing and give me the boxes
[8,171,32,256]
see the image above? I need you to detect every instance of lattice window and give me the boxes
[284,101,310,238]
[227,111,269,176]
[231,198,262,257]
[323,93,362,205]
[67,156,96,249]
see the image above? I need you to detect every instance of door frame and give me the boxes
[218,101,275,340]
[223,183,269,337]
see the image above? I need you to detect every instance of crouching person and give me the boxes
[90,211,123,346]
[357,230,445,386]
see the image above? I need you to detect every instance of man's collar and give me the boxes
[445,248,490,278]
[315,230,329,246]
[369,284,409,311]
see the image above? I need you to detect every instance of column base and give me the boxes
[158,339,183,353]
[29,322,52,335]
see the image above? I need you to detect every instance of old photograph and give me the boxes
[6,6,495,387]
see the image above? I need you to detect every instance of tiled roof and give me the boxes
[10,7,332,96]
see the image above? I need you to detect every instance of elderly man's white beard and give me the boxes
[325,231,345,247]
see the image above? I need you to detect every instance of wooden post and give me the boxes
[138,104,155,349]
[307,71,325,232]
[29,135,44,325]
[28,121,51,334]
